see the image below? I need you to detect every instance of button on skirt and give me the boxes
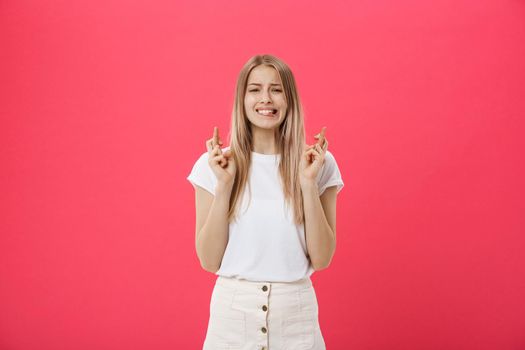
[202,275,326,350]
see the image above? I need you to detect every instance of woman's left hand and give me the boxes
[300,127,328,187]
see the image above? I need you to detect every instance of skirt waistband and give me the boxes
[216,275,312,295]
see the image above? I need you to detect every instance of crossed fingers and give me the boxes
[207,126,228,167]
[307,126,328,152]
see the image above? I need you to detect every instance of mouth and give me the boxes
[256,108,278,117]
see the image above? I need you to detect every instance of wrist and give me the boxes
[216,181,234,194]
[300,178,317,190]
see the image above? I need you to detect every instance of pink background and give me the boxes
[1,0,524,349]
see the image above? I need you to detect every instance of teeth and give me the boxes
[257,109,275,115]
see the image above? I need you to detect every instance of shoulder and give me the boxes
[323,149,339,169]
[188,147,231,195]
[317,149,339,179]
[325,149,336,161]
[317,149,344,195]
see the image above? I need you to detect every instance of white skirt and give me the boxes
[202,275,326,350]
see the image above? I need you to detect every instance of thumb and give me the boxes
[223,149,233,158]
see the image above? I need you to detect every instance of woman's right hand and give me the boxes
[206,127,236,186]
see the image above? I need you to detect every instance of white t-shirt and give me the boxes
[186,147,344,282]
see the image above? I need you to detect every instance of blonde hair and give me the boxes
[225,54,307,226]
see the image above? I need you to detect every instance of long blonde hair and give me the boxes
[225,54,307,226]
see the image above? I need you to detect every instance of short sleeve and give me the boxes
[317,150,345,195]
[187,151,217,195]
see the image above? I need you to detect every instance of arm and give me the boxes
[194,128,236,273]
[194,182,233,273]
[302,184,338,270]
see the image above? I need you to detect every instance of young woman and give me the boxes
[187,54,344,350]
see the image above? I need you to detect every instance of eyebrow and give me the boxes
[247,83,282,86]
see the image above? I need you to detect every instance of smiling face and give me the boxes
[244,65,288,131]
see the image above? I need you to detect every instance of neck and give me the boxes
[251,126,279,154]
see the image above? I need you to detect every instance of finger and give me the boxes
[316,127,326,145]
[317,127,326,146]
[304,150,313,162]
[212,154,226,165]
[213,127,219,147]
[323,139,328,151]
[315,142,326,154]
[305,148,321,163]
[307,147,323,158]
[319,126,326,138]
[212,144,222,156]
[311,147,321,156]
[305,148,319,159]
[223,149,233,158]
[221,154,230,167]
[302,145,314,156]
[207,139,221,154]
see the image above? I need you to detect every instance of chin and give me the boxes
[254,123,279,130]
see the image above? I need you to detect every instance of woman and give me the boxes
[187,54,344,350]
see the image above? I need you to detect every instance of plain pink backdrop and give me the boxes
[1,0,524,349]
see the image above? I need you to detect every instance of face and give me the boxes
[244,65,288,131]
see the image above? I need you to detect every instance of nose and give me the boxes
[260,89,272,103]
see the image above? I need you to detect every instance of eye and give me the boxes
[248,88,282,93]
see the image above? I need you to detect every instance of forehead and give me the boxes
[247,65,281,84]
